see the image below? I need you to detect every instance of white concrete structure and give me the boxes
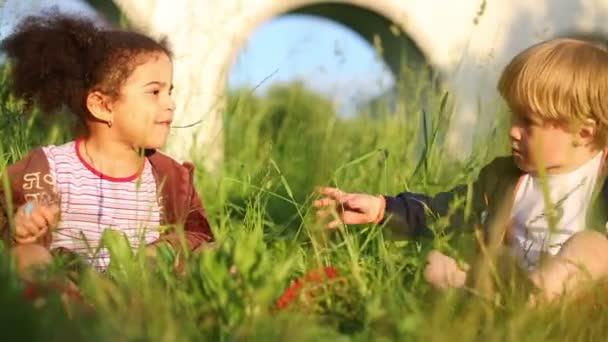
[4,0,608,171]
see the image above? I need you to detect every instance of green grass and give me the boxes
[1,64,607,341]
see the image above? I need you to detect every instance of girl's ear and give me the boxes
[86,91,114,125]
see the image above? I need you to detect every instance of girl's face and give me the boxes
[110,52,175,150]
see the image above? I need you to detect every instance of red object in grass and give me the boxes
[22,281,83,302]
[276,266,339,310]
[23,283,41,301]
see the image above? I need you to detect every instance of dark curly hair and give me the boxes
[1,11,172,123]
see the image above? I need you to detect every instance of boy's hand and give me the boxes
[423,250,467,290]
[14,201,60,244]
[314,187,385,229]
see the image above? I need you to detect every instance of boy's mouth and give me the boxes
[511,146,523,156]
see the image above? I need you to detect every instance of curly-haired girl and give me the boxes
[0,11,214,276]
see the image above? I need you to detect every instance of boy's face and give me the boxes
[509,112,580,174]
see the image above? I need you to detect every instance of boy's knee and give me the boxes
[11,244,53,279]
[531,230,608,301]
[559,230,608,266]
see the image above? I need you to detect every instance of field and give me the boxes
[1,63,607,341]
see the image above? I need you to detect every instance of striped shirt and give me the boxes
[43,140,161,270]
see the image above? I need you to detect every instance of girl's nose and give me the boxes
[164,95,176,112]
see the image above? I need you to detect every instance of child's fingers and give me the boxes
[318,187,345,200]
[316,209,330,218]
[17,220,41,237]
[326,219,343,229]
[15,235,38,245]
[15,229,48,244]
[15,224,34,238]
[38,204,60,227]
[31,226,49,241]
[14,203,53,241]
[313,198,337,208]
[29,212,49,231]
[16,207,43,232]
[424,250,466,290]
[424,253,449,289]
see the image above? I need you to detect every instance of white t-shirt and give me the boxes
[511,152,604,271]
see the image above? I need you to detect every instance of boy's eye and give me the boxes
[523,117,539,127]
[513,113,534,127]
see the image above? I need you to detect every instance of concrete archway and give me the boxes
[10,0,608,170]
[228,2,438,118]
[87,0,431,77]
[229,2,431,83]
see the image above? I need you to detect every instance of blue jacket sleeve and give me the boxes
[381,157,516,236]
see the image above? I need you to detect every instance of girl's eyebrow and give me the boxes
[144,81,166,87]
[144,81,174,91]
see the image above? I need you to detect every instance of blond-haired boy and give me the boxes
[315,38,608,301]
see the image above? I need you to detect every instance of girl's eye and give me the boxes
[152,90,160,95]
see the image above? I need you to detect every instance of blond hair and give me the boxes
[498,38,608,148]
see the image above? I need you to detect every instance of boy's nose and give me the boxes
[509,125,522,141]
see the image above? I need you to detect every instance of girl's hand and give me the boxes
[14,201,60,244]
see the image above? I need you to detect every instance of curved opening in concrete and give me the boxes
[229,13,396,115]
[289,3,428,83]
[228,2,439,116]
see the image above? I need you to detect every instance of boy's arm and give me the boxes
[381,159,506,236]
[382,184,475,236]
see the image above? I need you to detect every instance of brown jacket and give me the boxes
[0,147,214,251]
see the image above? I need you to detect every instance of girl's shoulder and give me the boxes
[39,141,81,178]
[40,140,77,159]
[6,140,77,185]
[4,144,60,203]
